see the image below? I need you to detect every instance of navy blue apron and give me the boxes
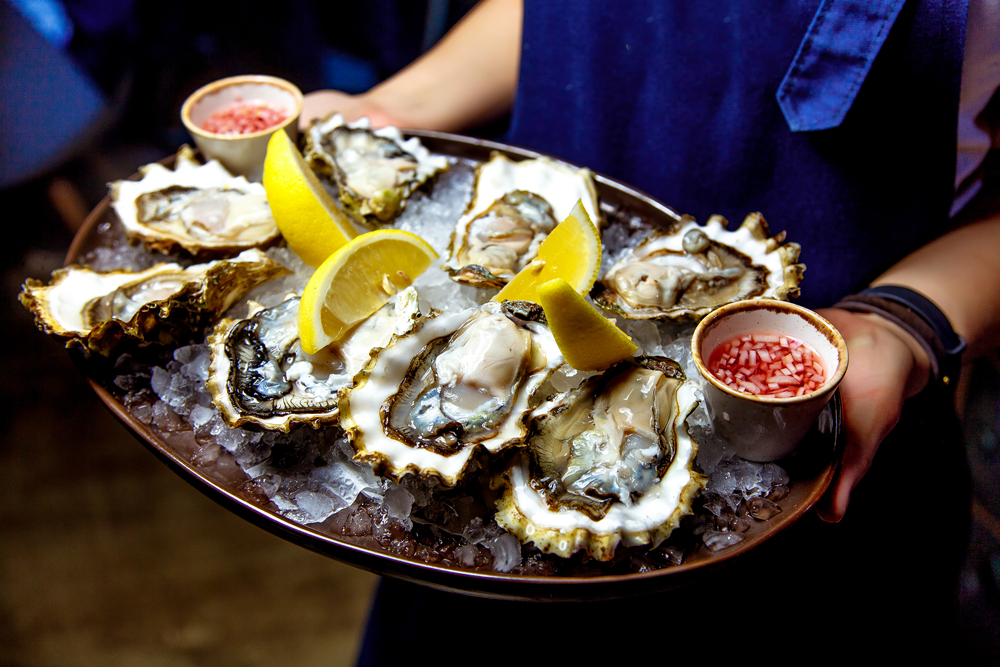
[508,0,966,310]
[357,3,971,663]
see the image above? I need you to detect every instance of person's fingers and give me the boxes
[298,91,409,131]
[814,309,912,522]
[299,90,361,130]
[816,368,903,521]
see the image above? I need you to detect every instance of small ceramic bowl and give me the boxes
[181,74,304,181]
[691,299,848,462]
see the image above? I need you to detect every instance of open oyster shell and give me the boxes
[493,357,704,561]
[339,300,564,486]
[19,249,289,355]
[304,114,449,227]
[206,288,422,432]
[443,153,601,288]
[110,145,281,255]
[592,213,804,321]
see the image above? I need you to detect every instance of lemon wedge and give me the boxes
[263,129,358,267]
[493,199,602,304]
[298,229,438,354]
[536,277,637,371]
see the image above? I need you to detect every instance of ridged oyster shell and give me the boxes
[339,300,564,486]
[19,249,289,355]
[206,288,421,432]
[110,145,281,255]
[592,213,804,321]
[443,153,601,288]
[494,357,704,561]
[304,114,449,227]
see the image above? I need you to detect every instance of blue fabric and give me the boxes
[7,0,74,47]
[507,0,968,310]
[0,0,107,187]
[776,0,908,131]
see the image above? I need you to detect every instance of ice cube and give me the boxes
[294,490,342,524]
[760,462,789,489]
[215,423,247,453]
[173,345,200,365]
[151,400,183,432]
[314,462,373,508]
[150,366,171,396]
[622,319,663,355]
[189,405,215,430]
[462,517,488,545]
[454,544,479,567]
[703,529,744,551]
[382,484,415,521]
[487,533,522,572]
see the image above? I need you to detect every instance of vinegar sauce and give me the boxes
[202,100,289,135]
[707,331,827,398]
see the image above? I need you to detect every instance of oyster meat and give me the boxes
[340,300,564,486]
[207,287,421,432]
[494,357,704,560]
[304,114,449,227]
[592,213,804,321]
[19,249,289,355]
[110,145,281,254]
[444,153,600,288]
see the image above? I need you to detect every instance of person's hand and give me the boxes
[813,308,931,522]
[299,90,402,130]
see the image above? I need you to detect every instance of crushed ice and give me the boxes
[145,345,392,528]
[142,330,784,570]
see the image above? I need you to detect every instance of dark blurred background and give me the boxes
[1,0,998,664]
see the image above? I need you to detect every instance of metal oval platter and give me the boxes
[66,130,840,602]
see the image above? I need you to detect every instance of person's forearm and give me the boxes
[351,0,522,132]
[817,215,1000,521]
[871,216,1000,360]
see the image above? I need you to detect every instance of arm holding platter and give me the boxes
[300,0,522,132]
[818,216,1000,521]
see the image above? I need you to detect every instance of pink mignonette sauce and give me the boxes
[707,332,827,398]
[202,99,289,135]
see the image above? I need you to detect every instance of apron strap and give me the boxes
[777,0,908,132]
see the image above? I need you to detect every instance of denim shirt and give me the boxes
[508,0,967,309]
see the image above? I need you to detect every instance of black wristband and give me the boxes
[832,285,966,389]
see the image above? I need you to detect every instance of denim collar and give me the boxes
[777,0,908,131]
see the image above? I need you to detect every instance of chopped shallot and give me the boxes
[707,332,826,398]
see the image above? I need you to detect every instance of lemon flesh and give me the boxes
[263,129,358,267]
[493,199,602,304]
[298,230,438,353]
[536,277,637,371]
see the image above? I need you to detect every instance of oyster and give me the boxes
[207,288,421,432]
[304,114,449,227]
[110,145,281,254]
[19,249,289,355]
[340,300,564,486]
[592,213,804,321]
[444,153,600,288]
[494,357,704,560]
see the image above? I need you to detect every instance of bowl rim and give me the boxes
[690,298,849,405]
[180,74,304,141]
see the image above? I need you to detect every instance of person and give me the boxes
[302,0,1000,661]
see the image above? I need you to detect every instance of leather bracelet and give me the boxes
[831,285,966,389]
